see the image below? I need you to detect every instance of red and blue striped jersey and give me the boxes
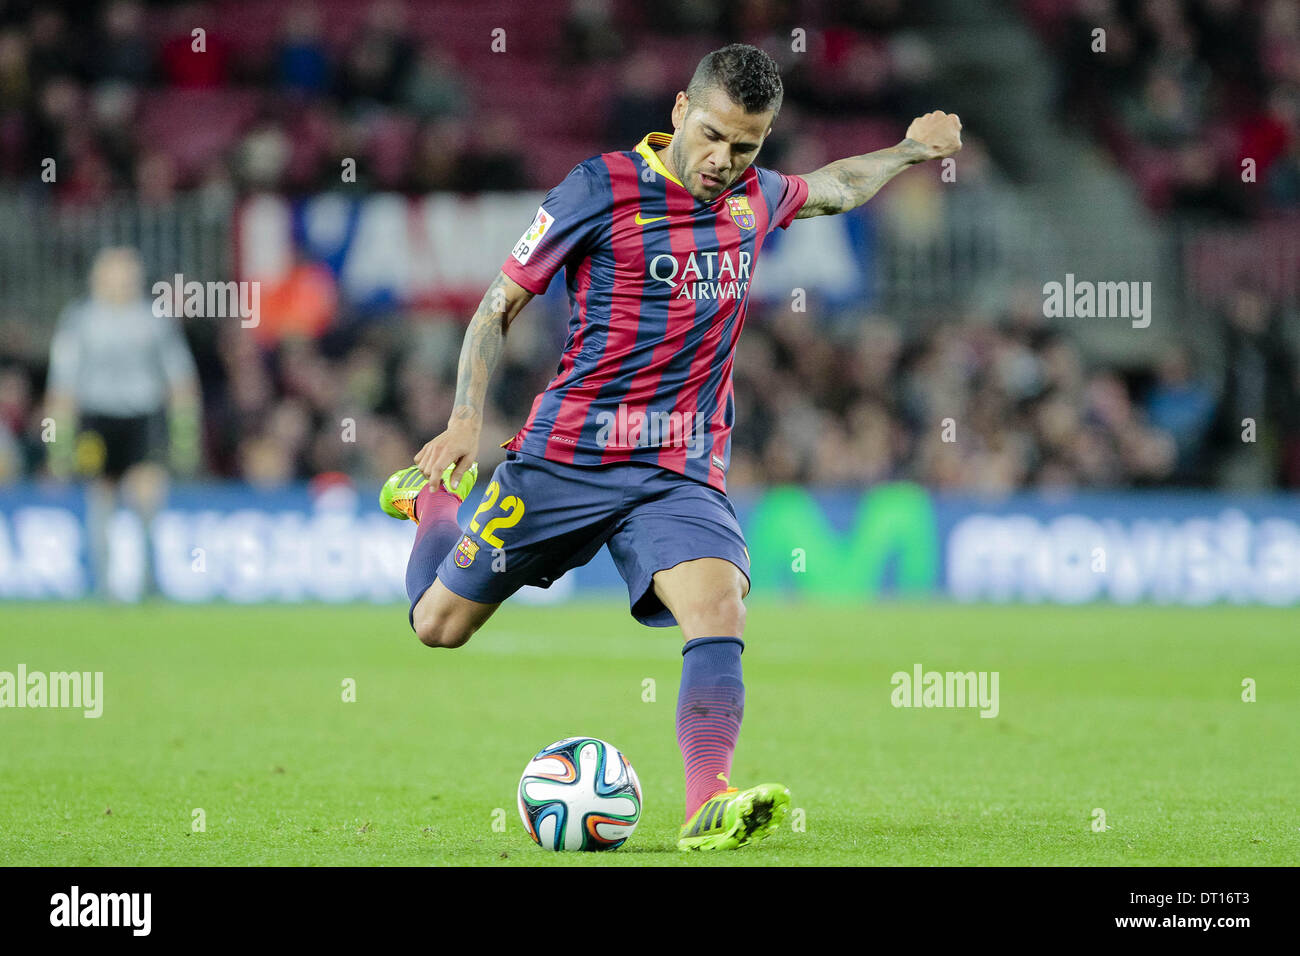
[500,131,808,493]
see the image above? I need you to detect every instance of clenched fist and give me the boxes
[904,110,962,160]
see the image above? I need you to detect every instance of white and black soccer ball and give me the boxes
[517,737,642,851]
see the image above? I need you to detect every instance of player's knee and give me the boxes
[415,619,472,649]
[721,592,747,636]
[414,610,473,649]
[679,589,746,638]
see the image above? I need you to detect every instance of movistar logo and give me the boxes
[746,484,938,597]
[634,212,668,225]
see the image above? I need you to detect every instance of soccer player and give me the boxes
[381,44,961,850]
[45,247,202,598]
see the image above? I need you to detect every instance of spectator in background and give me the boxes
[453,115,527,191]
[26,7,74,91]
[158,2,233,89]
[605,51,668,150]
[805,33,903,118]
[275,3,331,98]
[0,418,18,483]
[30,77,88,199]
[409,118,468,191]
[87,0,153,86]
[0,367,34,482]
[1268,132,1300,208]
[401,45,468,120]
[44,247,202,597]
[1123,64,1203,148]
[721,0,797,47]
[561,0,624,65]
[1058,0,1140,122]
[1259,0,1300,87]
[135,150,179,204]
[1211,282,1299,488]
[335,0,414,106]
[1145,345,1215,482]
[1190,0,1261,94]
[1238,88,1297,201]
[1168,141,1244,218]
[236,114,292,189]
[93,82,142,190]
[653,0,724,34]
[0,29,29,116]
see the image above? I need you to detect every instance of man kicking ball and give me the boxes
[380,43,962,850]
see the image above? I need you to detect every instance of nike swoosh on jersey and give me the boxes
[633,212,668,225]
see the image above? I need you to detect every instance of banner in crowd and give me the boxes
[236,192,870,311]
[4,483,1300,606]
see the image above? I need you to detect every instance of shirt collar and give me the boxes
[634,132,684,188]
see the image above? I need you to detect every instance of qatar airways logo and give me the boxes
[649,250,751,300]
[595,404,708,459]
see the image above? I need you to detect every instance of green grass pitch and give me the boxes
[2,601,1297,866]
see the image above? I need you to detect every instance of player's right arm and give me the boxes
[414,271,533,487]
[417,161,601,485]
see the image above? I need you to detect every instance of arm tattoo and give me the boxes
[451,273,511,422]
[795,139,931,219]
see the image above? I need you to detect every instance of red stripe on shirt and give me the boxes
[601,169,702,464]
[501,257,549,296]
[654,197,740,477]
[546,152,645,463]
[696,175,773,481]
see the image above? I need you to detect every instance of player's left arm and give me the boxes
[795,111,962,219]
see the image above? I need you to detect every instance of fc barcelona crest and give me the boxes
[726,195,756,230]
[453,534,479,568]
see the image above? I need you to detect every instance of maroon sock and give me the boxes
[677,637,745,821]
[404,484,463,607]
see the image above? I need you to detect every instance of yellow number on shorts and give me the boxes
[480,495,525,549]
[469,481,500,533]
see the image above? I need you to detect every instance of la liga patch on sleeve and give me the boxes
[511,206,555,265]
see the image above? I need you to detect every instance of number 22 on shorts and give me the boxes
[468,481,526,548]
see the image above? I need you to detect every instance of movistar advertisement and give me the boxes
[4,483,1299,606]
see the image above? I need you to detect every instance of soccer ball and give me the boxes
[517,737,642,851]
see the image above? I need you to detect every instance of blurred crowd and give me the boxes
[0,0,1297,493]
[1043,0,1300,215]
[3,279,1298,492]
[4,0,1292,208]
[0,0,935,200]
[734,283,1299,492]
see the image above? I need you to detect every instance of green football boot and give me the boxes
[379,462,478,523]
[677,780,791,851]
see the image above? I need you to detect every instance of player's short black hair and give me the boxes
[685,44,784,119]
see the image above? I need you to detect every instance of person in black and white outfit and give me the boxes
[44,247,202,598]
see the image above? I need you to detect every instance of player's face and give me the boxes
[90,248,143,305]
[669,89,773,202]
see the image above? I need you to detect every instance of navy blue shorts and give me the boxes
[426,450,750,627]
